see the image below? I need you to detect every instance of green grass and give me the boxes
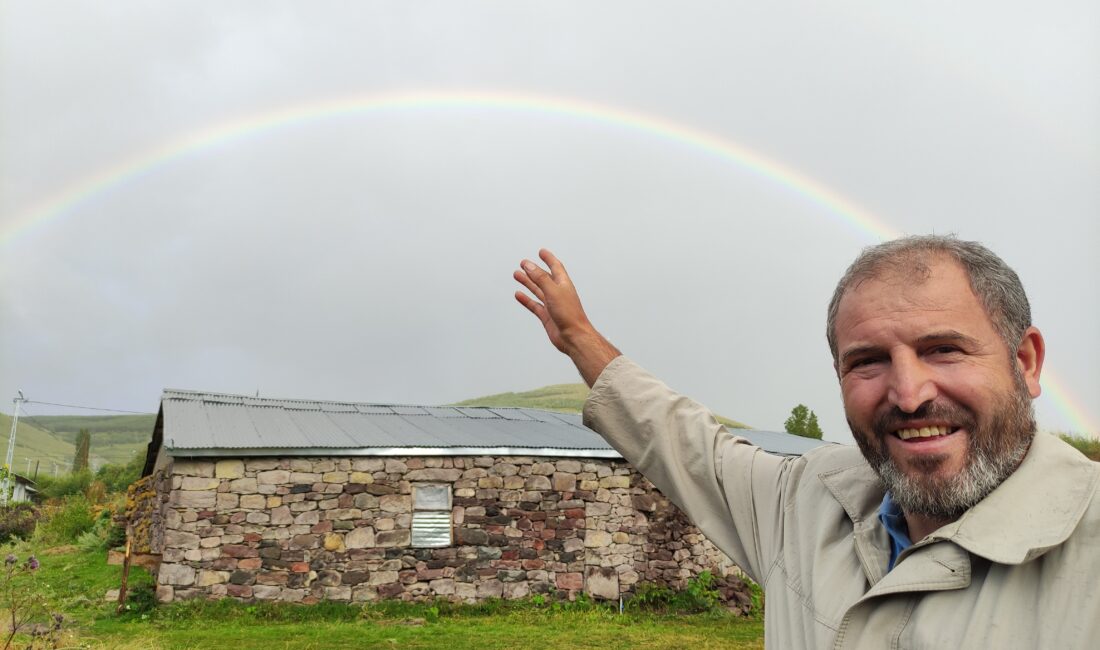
[454,384,750,429]
[5,544,763,649]
[1059,432,1100,461]
[0,412,153,475]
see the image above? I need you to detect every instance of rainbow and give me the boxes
[0,89,899,247]
[0,89,1094,434]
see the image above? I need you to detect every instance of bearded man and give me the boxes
[513,235,1099,649]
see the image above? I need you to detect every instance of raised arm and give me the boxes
[513,249,621,387]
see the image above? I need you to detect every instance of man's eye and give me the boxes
[930,345,960,355]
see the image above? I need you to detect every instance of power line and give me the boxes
[23,400,149,415]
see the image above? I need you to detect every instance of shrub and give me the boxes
[95,455,145,494]
[33,470,93,500]
[626,572,723,615]
[32,495,96,546]
[0,504,39,544]
[1060,433,1100,461]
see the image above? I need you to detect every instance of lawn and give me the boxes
[7,544,764,649]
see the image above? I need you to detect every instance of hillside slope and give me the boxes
[453,383,750,429]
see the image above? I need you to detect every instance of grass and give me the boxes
[5,544,763,649]
[455,384,750,429]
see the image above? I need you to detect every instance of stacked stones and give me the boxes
[154,455,739,604]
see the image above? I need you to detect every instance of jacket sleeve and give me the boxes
[582,356,796,584]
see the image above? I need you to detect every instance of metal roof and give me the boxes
[158,389,832,458]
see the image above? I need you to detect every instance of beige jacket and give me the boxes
[583,357,1100,649]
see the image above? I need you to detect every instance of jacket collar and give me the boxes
[819,432,1099,566]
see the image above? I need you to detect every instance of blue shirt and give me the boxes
[878,491,913,570]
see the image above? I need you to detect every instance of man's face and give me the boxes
[833,257,1040,520]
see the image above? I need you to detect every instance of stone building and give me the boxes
[138,389,826,604]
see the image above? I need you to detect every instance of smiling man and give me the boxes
[514,236,1098,649]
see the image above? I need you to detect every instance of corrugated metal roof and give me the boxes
[159,389,832,458]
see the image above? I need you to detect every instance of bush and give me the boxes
[32,495,96,547]
[627,572,723,615]
[1060,433,1100,461]
[0,504,39,544]
[33,470,93,500]
[95,455,144,494]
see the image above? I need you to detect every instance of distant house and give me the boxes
[4,473,38,503]
[136,389,828,604]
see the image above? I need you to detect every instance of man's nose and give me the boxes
[887,353,938,413]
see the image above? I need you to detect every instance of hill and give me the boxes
[0,412,154,476]
[453,383,750,429]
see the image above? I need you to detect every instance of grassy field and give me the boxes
[7,544,763,649]
[455,384,751,429]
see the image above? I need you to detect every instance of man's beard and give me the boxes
[849,372,1036,521]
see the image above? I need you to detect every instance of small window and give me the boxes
[411,484,452,547]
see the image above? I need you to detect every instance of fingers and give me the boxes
[513,269,545,302]
[514,290,547,320]
[539,249,569,281]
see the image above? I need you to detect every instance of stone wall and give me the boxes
[154,455,740,604]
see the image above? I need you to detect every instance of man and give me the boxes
[513,236,1099,649]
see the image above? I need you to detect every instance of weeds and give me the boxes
[1,552,63,650]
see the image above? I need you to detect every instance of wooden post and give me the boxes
[116,527,133,614]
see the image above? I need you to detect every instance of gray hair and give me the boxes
[826,234,1031,364]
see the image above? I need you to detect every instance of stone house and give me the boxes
[137,389,826,604]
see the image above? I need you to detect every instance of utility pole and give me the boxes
[2,390,25,505]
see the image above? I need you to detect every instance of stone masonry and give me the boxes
[152,455,740,604]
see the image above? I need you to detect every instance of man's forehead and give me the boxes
[834,258,989,335]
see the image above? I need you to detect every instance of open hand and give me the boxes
[514,249,620,386]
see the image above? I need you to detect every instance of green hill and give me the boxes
[453,383,750,429]
[0,412,154,476]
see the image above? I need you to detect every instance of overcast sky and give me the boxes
[1,1,1097,444]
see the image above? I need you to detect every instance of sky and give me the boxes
[1,1,1097,446]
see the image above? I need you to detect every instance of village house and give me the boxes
[135,389,827,605]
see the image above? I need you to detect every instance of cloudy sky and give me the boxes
[1,1,1097,444]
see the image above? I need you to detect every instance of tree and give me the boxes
[71,429,91,473]
[784,404,823,440]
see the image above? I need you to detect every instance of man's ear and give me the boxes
[1015,326,1045,398]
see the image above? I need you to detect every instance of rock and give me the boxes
[227,478,258,494]
[406,468,462,482]
[257,470,291,485]
[599,476,631,489]
[384,459,407,474]
[556,460,582,474]
[181,477,220,490]
[456,528,489,545]
[252,585,281,600]
[555,572,583,591]
[477,579,504,598]
[345,526,376,549]
[215,460,245,479]
[552,473,577,492]
[164,530,201,550]
[369,571,400,585]
[174,491,216,509]
[104,588,120,602]
[158,563,196,586]
[584,531,612,548]
[270,506,293,525]
[239,494,266,510]
[524,476,551,490]
[173,460,214,477]
[375,530,411,547]
[379,495,411,513]
[323,533,345,552]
